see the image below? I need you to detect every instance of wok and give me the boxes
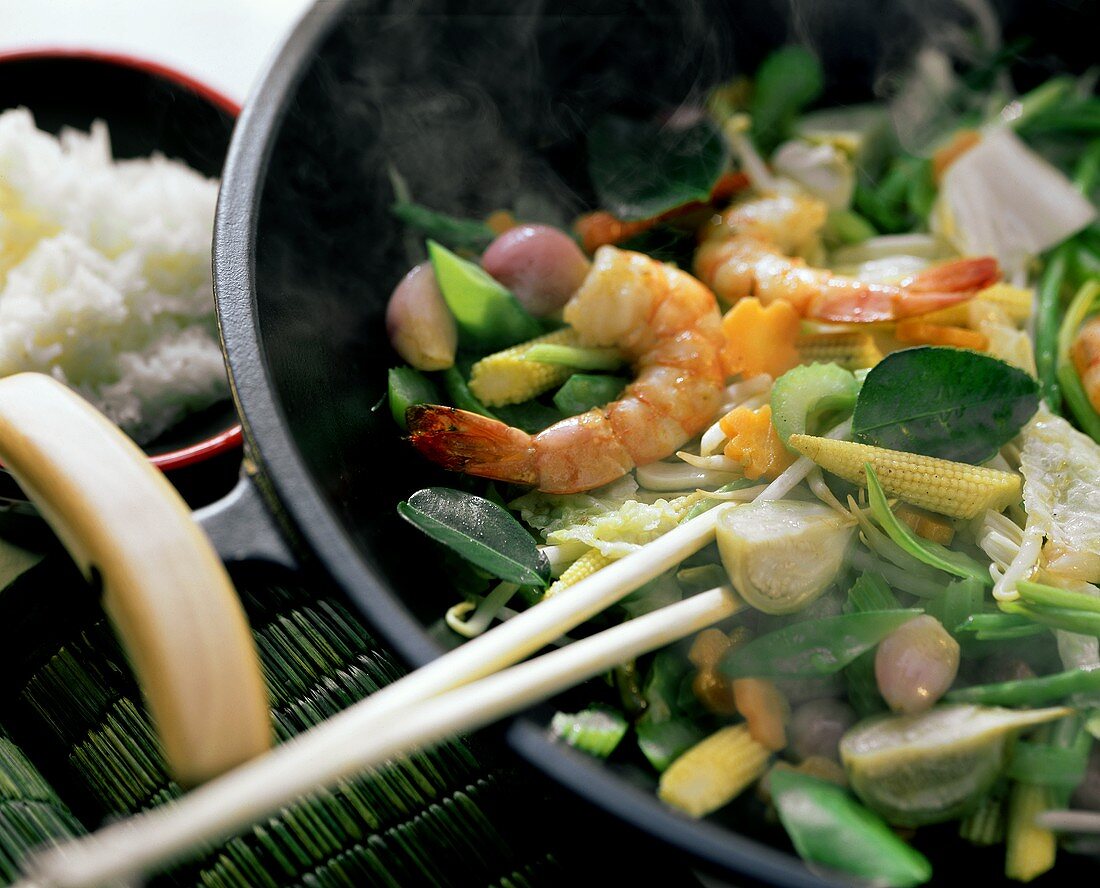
[202,0,1100,884]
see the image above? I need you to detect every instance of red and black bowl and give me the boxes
[0,50,243,480]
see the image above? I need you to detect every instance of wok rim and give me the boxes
[212,3,838,885]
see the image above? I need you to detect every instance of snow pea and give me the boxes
[771,770,932,888]
[721,609,921,679]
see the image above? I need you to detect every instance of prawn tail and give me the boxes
[907,255,1000,295]
[890,255,1001,320]
[406,405,538,485]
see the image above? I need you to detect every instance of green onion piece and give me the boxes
[771,363,859,444]
[552,374,628,415]
[390,201,495,252]
[1001,601,1100,636]
[524,343,623,371]
[1018,579,1100,614]
[1073,141,1100,195]
[948,667,1100,707]
[1006,77,1076,131]
[771,771,933,888]
[955,613,1046,641]
[846,572,898,613]
[843,573,895,716]
[550,706,629,758]
[1035,246,1070,411]
[925,578,986,639]
[865,465,991,585]
[441,366,496,419]
[1055,279,1100,441]
[1007,740,1088,790]
[721,610,921,679]
[387,366,440,429]
[636,718,705,773]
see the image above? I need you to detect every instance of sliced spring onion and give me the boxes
[550,706,629,758]
[524,343,623,371]
[948,667,1100,707]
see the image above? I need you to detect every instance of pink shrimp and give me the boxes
[694,193,1000,322]
[1072,315,1100,413]
[407,246,725,493]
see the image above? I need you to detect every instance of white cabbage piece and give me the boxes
[771,140,854,210]
[934,129,1096,279]
[1020,407,1100,582]
[545,495,695,559]
[511,475,639,538]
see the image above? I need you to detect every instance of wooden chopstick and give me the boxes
[19,519,735,887]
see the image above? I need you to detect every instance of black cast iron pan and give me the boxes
[204,0,1100,884]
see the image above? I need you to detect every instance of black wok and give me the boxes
[208,1,1100,884]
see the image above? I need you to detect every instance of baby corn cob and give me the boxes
[960,795,1005,846]
[545,548,612,598]
[468,328,580,406]
[658,724,770,817]
[1005,782,1056,882]
[788,435,1022,519]
[923,283,1033,328]
[796,331,883,370]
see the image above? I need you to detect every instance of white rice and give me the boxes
[0,107,228,444]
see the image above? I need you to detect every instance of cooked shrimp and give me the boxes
[407,246,725,493]
[694,192,1000,323]
[1071,314,1100,413]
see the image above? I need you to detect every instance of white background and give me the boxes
[1,0,317,105]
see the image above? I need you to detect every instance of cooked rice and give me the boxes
[0,108,228,444]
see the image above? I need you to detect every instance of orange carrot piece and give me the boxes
[720,405,798,481]
[732,678,790,752]
[720,297,801,379]
[895,319,989,351]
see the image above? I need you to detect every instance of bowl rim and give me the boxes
[0,47,244,471]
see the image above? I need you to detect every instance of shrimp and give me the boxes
[694,192,1000,323]
[1071,314,1100,413]
[407,246,725,494]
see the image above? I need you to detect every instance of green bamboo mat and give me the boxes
[0,726,84,882]
[0,569,582,887]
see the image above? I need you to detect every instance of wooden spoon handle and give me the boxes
[0,373,270,786]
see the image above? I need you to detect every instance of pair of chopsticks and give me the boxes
[18,505,740,888]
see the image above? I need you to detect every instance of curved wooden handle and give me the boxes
[0,373,271,786]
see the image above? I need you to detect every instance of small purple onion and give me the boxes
[481,224,591,317]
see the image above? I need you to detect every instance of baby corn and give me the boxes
[796,331,883,370]
[923,283,1033,328]
[1005,782,1056,882]
[546,548,612,598]
[788,435,1021,519]
[658,724,770,817]
[468,328,580,406]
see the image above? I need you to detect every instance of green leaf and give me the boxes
[852,346,1039,463]
[428,240,542,351]
[587,115,728,222]
[387,367,440,429]
[751,46,825,153]
[390,201,495,252]
[720,610,922,679]
[865,464,991,585]
[550,706,628,758]
[397,487,550,587]
[771,771,932,888]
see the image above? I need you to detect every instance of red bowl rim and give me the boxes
[0,47,244,471]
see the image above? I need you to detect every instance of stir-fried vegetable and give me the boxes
[382,39,1100,888]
